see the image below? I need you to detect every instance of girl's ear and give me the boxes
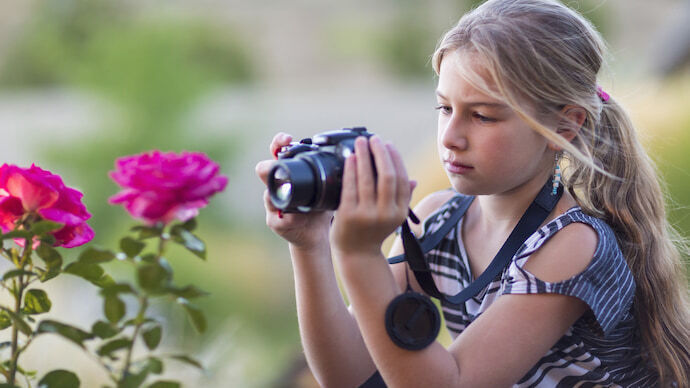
[548,105,586,151]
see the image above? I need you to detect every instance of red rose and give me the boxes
[0,164,94,248]
[109,151,228,225]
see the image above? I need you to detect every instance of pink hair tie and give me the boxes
[596,85,610,103]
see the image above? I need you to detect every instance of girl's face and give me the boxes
[436,51,553,196]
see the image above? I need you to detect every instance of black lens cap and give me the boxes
[385,291,440,351]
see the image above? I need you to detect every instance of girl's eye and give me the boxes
[435,105,452,115]
[472,112,496,123]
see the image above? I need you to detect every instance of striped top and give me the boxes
[419,193,658,387]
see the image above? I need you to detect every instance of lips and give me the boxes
[443,159,474,174]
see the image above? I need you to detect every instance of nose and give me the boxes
[439,115,468,151]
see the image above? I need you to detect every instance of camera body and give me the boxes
[267,126,374,212]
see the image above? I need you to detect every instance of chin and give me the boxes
[447,175,487,196]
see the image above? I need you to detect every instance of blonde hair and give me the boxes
[432,0,690,385]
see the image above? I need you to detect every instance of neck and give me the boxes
[475,172,552,231]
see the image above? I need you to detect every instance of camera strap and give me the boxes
[388,179,562,306]
[362,180,563,388]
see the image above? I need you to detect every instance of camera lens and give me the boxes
[272,167,293,202]
[268,159,317,210]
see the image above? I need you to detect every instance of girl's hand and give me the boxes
[256,132,333,249]
[331,136,415,259]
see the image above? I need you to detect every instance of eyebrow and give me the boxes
[435,90,508,109]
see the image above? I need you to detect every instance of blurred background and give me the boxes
[0,0,688,386]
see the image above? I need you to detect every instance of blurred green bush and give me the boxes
[0,0,255,238]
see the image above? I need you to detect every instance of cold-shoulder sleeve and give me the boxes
[501,209,636,337]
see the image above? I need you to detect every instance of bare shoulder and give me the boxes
[522,221,599,283]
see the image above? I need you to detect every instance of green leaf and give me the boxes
[91,321,119,339]
[39,234,57,246]
[147,382,179,388]
[145,357,164,375]
[104,295,126,324]
[122,317,155,328]
[101,283,137,297]
[137,262,171,293]
[96,337,131,358]
[0,341,11,350]
[64,262,104,282]
[139,253,157,264]
[92,273,116,289]
[168,354,203,370]
[0,313,10,330]
[23,289,52,314]
[142,325,162,350]
[1,230,32,240]
[36,244,63,282]
[0,384,20,388]
[38,369,80,388]
[165,285,209,299]
[77,247,115,264]
[0,307,31,335]
[119,371,147,388]
[177,299,206,334]
[2,269,37,281]
[37,320,93,347]
[120,237,146,258]
[180,217,197,231]
[170,227,206,260]
[30,220,63,236]
[131,225,163,240]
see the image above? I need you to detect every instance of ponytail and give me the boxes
[432,1,690,385]
[566,98,690,386]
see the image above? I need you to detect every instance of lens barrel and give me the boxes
[268,159,317,210]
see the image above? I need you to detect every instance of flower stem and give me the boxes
[9,273,25,384]
[120,231,166,382]
[9,241,33,384]
[120,295,148,382]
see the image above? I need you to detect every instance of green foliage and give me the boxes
[36,320,94,348]
[0,0,250,243]
[37,369,80,388]
[23,289,52,315]
[142,326,162,350]
[374,11,438,79]
[0,214,211,386]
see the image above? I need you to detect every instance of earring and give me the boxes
[552,152,561,196]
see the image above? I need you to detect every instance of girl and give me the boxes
[256,0,690,386]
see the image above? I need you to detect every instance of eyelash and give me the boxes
[435,105,497,123]
[472,112,496,123]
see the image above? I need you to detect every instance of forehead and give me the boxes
[437,50,500,101]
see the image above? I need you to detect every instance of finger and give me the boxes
[386,142,411,207]
[409,179,418,194]
[369,136,397,205]
[255,159,276,185]
[339,153,358,210]
[263,189,279,213]
[270,133,293,158]
[354,136,375,205]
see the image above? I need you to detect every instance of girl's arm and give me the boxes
[256,133,375,387]
[332,136,594,387]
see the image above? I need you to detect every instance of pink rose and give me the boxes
[0,164,94,248]
[108,151,228,225]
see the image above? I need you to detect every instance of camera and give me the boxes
[267,126,374,212]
